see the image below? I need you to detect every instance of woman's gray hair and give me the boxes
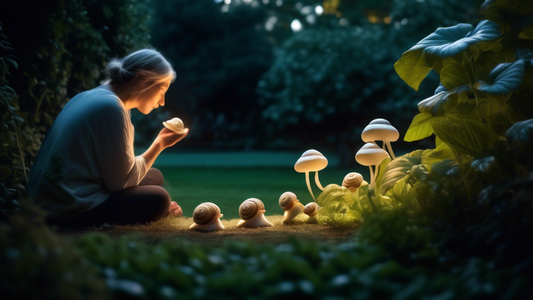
[104,49,176,90]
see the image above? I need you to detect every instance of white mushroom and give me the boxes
[237,198,273,228]
[279,191,305,224]
[294,149,328,201]
[163,117,188,134]
[361,118,399,159]
[189,202,225,232]
[355,143,390,189]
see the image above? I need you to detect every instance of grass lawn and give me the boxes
[160,166,365,220]
[56,162,367,244]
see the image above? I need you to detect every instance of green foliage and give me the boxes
[0,214,108,299]
[257,0,480,152]
[0,23,23,218]
[315,184,362,225]
[148,0,273,149]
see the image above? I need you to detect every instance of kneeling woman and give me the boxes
[28,49,187,226]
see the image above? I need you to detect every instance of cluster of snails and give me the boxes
[189,193,324,232]
[190,198,273,232]
[279,191,321,224]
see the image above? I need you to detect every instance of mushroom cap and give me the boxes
[239,198,265,220]
[342,172,364,189]
[294,149,328,173]
[192,202,221,225]
[355,143,390,166]
[361,118,399,142]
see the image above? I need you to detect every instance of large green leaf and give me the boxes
[440,57,471,90]
[421,137,455,167]
[380,150,423,195]
[505,118,533,143]
[395,21,501,91]
[476,58,526,94]
[430,114,500,157]
[404,113,434,142]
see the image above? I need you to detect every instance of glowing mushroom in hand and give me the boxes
[189,202,225,232]
[279,191,305,224]
[163,117,188,134]
[237,198,273,228]
[294,149,328,201]
[355,143,390,189]
[361,118,399,159]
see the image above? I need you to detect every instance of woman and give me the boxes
[27,49,187,226]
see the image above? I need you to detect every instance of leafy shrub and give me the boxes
[0,213,108,299]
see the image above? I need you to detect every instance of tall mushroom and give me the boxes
[355,143,390,189]
[294,149,328,201]
[361,118,399,159]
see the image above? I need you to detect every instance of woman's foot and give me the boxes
[169,201,183,217]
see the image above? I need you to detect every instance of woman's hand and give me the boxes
[156,127,189,149]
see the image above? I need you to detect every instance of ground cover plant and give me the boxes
[2,0,533,299]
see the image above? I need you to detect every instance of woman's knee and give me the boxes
[140,168,164,186]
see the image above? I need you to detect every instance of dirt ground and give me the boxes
[54,215,360,246]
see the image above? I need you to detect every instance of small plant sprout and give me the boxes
[355,143,390,189]
[342,172,365,193]
[294,149,328,201]
[361,118,399,159]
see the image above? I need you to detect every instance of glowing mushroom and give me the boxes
[294,149,328,201]
[361,118,399,159]
[355,143,390,189]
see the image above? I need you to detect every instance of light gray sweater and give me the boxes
[27,86,148,220]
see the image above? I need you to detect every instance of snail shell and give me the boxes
[342,172,364,192]
[304,202,321,217]
[279,191,298,211]
[239,198,265,220]
[190,202,225,232]
[237,198,273,228]
[193,202,220,225]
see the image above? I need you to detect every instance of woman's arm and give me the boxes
[141,128,189,169]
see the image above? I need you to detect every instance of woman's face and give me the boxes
[136,80,171,115]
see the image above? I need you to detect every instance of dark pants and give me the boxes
[50,168,171,227]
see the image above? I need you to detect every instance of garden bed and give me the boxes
[54,215,359,246]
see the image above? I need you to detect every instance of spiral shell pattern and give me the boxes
[279,192,297,211]
[193,202,220,225]
[342,172,364,189]
[304,202,320,217]
[239,198,265,220]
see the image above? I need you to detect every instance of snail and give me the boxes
[303,202,321,217]
[189,202,225,232]
[237,198,273,228]
[163,117,188,134]
[342,172,365,193]
[304,202,321,224]
[279,191,305,224]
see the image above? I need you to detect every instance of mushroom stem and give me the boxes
[385,141,396,159]
[315,171,324,190]
[368,165,375,189]
[305,171,316,201]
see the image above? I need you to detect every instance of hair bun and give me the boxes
[105,59,134,83]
